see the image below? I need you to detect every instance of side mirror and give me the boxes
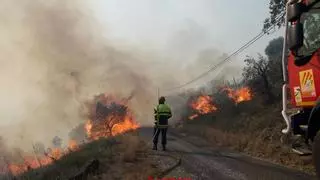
[287,2,305,22]
[287,22,303,51]
[294,55,313,66]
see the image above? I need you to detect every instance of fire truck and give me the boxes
[281,0,320,177]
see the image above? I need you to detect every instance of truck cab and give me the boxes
[281,0,320,177]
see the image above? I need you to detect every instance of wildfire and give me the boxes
[3,93,140,176]
[68,140,79,151]
[187,87,253,120]
[112,116,139,136]
[7,148,65,175]
[190,95,217,114]
[85,120,93,138]
[188,95,217,120]
[222,87,252,104]
[85,94,139,140]
[188,114,199,120]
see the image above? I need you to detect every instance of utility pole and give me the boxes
[157,87,160,99]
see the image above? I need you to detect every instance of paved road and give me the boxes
[139,127,317,180]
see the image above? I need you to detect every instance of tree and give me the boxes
[243,54,275,103]
[265,37,284,59]
[265,37,284,98]
[69,123,87,142]
[52,136,62,148]
[33,142,46,155]
[263,0,286,31]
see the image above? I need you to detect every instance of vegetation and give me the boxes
[1,133,157,180]
[263,0,286,31]
[174,36,315,174]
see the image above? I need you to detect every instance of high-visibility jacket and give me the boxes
[154,103,172,128]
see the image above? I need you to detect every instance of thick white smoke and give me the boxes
[0,0,242,151]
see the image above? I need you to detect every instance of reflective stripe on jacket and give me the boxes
[155,103,172,128]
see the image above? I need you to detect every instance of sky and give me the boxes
[88,0,283,61]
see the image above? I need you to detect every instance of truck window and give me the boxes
[298,2,320,56]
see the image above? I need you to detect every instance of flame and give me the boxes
[6,145,73,175]
[112,116,139,136]
[85,94,140,140]
[188,114,199,120]
[188,95,217,120]
[190,95,217,114]
[50,148,63,160]
[86,113,139,140]
[3,94,139,176]
[68,140,79,151]
[187,87,253,120]
[222,87,252,104]
[85,120,93,137]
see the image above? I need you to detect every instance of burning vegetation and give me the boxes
[221,87,252,104]
[188,87,252,120]
[0,94,139,176]
[188,95,217,120]
[85,94,139,140]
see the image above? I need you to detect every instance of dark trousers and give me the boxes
[153,126,157,136]
[153,128,168,146]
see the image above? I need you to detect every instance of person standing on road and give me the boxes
[153,107,158,136]
[153,96,172,151]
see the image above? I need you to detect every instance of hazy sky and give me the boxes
[88,0,283,60]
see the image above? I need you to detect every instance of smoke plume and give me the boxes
[0,0,242,151]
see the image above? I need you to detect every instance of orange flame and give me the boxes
[85,120,93,137]
[190,95,217,114]
[86,113,139,140]
[222,87,252,104]
[112,116,139,136]
[188,95,217,120]
[68,140,79,151]
[3,94,140,176]
[188,114,199,120]
[85,94,139,140]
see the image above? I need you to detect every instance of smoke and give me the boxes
[0,0,242,151]
[0,0,158,150]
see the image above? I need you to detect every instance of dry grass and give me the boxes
[11,132,157,180]
[96,133,157,180]
[202,127,314,172]
[180,103,315,175]
[119,134,141,162]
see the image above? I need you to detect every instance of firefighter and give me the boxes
[153,96,172,151]
[153,107,157,136]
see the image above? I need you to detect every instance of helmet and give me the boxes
[159,96,166,104]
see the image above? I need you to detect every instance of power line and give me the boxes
[161,13,285,93]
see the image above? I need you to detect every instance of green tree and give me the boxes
[242,54,275,103]
[263,0,286,31]
[265,37,284,98]
[242,37,285,102]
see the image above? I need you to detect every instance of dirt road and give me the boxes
[139,127,316,180]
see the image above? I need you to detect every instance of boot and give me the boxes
[291,135,312,155]
[152,144,157,150]
[162,145,166,151]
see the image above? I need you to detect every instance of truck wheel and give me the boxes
[313,130,320,179]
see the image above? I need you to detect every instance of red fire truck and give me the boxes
[282,0,320,177]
